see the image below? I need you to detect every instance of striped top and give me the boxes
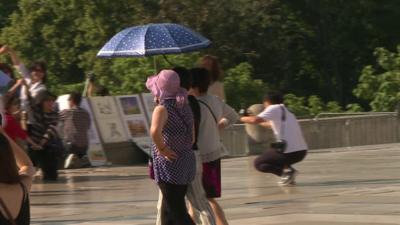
[29,105,59,144]
[59,107,91,147]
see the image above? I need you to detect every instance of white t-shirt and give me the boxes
[257,104,308,153]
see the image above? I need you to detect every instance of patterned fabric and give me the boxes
[59,107,91,147]
[152,99,196,185]
[29,105,59,144]
[97,23,211,57]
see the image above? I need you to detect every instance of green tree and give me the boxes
[224,62,267,110]
[354,46,400,111]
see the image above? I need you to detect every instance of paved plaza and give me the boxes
[30,144,400,225]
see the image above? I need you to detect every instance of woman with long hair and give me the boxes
[199,55,225,101]
[0,126,35,225]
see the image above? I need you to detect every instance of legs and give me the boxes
[254,149,307,185]
[186,152,216,225]
[208,198,229,225]
[158,182,195,225]
[202,159,228,225]
[254,148,286,176]
[32,147,58,181]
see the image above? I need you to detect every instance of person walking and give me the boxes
[60,92,91,168]
[147,69,196,225]
[240,91,308,186]
[155,67,216,225]
[190,68,239,225]
[0,126,35,225]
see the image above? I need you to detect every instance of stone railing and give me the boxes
[222,113,400,156]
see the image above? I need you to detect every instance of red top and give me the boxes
[4,113,28,141]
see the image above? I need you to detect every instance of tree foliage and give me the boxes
[354,46,400,111]
[0,0,399,115]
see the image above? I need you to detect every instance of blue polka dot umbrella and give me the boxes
[97,23,211,58]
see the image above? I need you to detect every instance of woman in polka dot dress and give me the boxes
[146,69,196,225]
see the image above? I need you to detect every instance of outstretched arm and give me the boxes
[240,116,266,124]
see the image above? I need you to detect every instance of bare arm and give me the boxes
[0,127,35,190]
[150,105,177,161]
[6,47,22,66]
[240,115,266,124]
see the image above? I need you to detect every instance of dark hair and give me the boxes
[200,55,223,82]
[190,68,211,94]
[29,61,47,83]
[0,134,21,184]
[34,90,56,107]
[4,95,19,110]
[173,67,191,90]
[0,63,15,80]
[68,92,82,106]
[263,91,284,104]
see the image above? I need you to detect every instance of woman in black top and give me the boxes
[0,126,35,225]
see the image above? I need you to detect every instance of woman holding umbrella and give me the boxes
[147,69,196,225]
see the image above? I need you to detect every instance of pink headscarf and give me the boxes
[146,70,188,107]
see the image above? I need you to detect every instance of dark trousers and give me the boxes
[254,149,307,176]
[158,182,195,225]
[29,147,58,180]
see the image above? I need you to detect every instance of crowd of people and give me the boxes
[0,45,92,179]
[0,48,308,225]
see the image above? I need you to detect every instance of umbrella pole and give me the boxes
[162,55,174,66]
[153,56,158,73]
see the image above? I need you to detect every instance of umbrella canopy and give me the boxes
[97,23,211,58]
[0,70,11,95]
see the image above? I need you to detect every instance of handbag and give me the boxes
[0,197,17,225]
[270,105,287,153]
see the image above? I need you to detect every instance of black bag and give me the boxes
[270,105,287,153]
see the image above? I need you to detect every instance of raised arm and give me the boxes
[0,45,29,78]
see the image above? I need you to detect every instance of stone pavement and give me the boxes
[30,143,400,225]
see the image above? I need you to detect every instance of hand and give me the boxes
[31,143,42,150]
[218,118,228,130]
[0,45,9,54]
[40,139,48,147]
[157,146,178,161]
[16,79,27,86]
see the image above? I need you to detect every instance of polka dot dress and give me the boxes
[152,99,196,185]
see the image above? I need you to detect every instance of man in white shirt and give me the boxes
[240,91,308,186]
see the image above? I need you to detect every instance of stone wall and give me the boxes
[222,113,400,156]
